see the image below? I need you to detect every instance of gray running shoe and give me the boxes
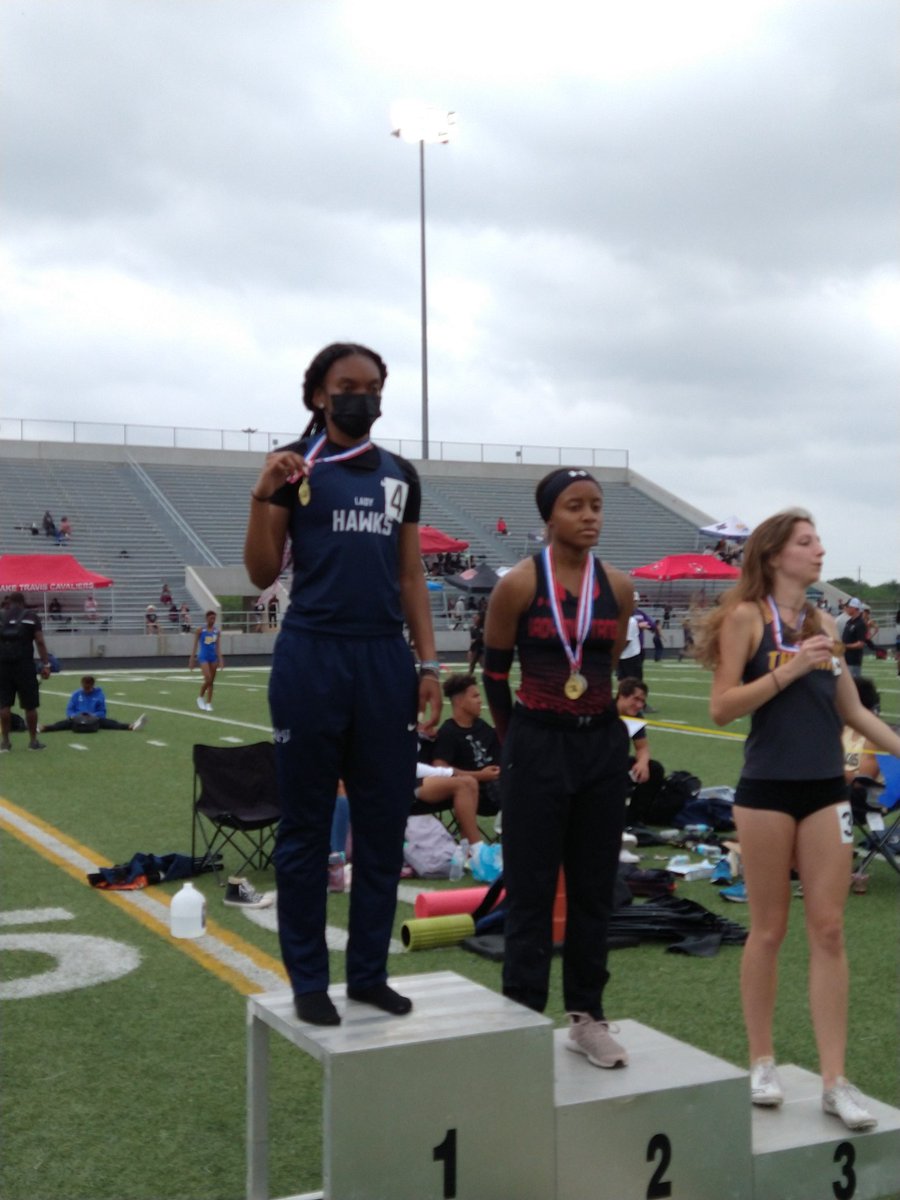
[565,1014,628,1068]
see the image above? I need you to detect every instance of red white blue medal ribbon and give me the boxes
[766,596,802,653]
[543,545,594,681]
[292,433,373,503]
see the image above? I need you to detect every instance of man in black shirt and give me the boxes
[0,591,52,752]
[433,674,501,815]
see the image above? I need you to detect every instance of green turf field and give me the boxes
[2,657,898,1200]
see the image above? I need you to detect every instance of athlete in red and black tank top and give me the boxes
[516,552,620,717]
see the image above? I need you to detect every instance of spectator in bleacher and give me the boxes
[160,581,173,606]
[48,597,63,622]
[190,610,223,712]
[167,602,180,626]
[58,516,72,542]
[253,598,266,632]
[179,602,191,632]
[42,511,56,539]
[695,507,900,1131]
[483,467,633,1068]
[496,516,508,536]
[145,604,159,634]
[84,594,98,621]
[30,521,39,537]
[38,675,147,733]
[267,594,279,629]
[0,591,52,752]
[243,339,441,1027]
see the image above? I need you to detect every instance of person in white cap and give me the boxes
[841,599,867,679]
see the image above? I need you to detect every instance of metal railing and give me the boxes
[0,417,629,470]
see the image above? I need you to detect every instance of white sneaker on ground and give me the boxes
[750,1057,784,1107]
[619,849,640,864]
[205,702,213,712]
[196,697,206,711]
[621,832,638,847]
[130,714,147,732]
[565,1014,628,1068]
[822,1078,877,1131]
[223,877,274,909]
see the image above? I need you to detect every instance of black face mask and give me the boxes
[329,392,381,439]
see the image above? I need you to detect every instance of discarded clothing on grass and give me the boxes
[610,894,747,956]
[87,852,220,890]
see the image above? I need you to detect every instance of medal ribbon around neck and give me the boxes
[293,432,373,503]
[766,596,803,653]
[543,545,594,680]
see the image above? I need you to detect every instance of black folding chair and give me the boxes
[191,742,281,883]
[850,755,900,879]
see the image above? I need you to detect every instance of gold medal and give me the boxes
[564,672,588,700]
[298,477,311,506]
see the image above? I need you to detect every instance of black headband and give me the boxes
[535,469,601,521]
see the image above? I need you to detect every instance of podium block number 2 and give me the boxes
[646,1132,672,1199]
[433,1128,457,1198]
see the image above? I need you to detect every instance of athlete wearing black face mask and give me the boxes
[329,392,381,439]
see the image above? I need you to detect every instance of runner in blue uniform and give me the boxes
[189,610,223,712]
[695,508,900,1131]
[483,468,634,1068]
[244,342,441,1026]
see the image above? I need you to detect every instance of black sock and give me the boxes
[294,991,341,1026]
[346,983,412,1015]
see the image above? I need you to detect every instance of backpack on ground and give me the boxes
[650,771,702,825]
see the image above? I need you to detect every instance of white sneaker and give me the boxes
[205,702,213,712]
[619,849,640,864]
[130,714,147,732]
[823,1078,877,1131]
[621,832,638,847]
[196,697,206,711]
[565,1014,628,1068]
[750,1057,784,1107]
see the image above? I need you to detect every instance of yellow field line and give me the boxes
[0,795,288,996]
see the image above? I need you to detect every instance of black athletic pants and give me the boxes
[499,712,630,1018]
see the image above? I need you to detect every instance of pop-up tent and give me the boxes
[0,554,114,591]
[419,525,469,554]
[631,554,740,581]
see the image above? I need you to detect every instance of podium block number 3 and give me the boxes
[646,1132,672,1199]
[833,1141,856,1200]
[433,1128,457,1199]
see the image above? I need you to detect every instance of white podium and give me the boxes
[751,1064,900,1200]
[246,972,900,1200]
[247,971,556,1200]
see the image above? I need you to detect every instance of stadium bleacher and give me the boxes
[0,438,710,635]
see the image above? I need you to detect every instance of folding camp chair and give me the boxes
[850,755,900,879]
[191,742,281,883]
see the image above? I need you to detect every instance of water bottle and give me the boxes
[683,824,711,838]
[696,843,723,862]
[448,841,466,881]
[170,880,206,938]
[328,851,346,893]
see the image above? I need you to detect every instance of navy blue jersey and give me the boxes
[741,619,842,779]
[516,553,620,716]
[269,439,421,637]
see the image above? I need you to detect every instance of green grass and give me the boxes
[1,658,898,1199]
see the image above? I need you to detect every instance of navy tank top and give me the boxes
[741,619,843,779]
[516,553,620,716]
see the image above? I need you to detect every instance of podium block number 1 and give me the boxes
[433,1128,457,1198]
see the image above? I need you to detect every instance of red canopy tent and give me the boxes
[419,525,469,555]
[0,554,114,591]
[631,553,740,581]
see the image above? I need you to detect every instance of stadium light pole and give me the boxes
[391,104,456,461]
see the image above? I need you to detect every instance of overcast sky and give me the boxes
[2,0,897,583]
